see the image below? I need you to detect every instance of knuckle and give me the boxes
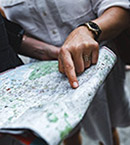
[93,41,99,49]
[69,45,77,53]
[60,47,67,55]
[82,42,89,48]
[74,43,87,53]
[74,47,81,55]
[83,41,99,49]
[64,63,73,71]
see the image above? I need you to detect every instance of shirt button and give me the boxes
[43,11,47,16]
[52,30,57,35]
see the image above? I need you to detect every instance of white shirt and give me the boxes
[1,0,130,46]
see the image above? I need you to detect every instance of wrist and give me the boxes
[79,25,95,39]
[79,21,102,41]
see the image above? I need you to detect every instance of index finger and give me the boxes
[61,51,79,89]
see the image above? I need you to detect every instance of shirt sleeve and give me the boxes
[91,0,130,17]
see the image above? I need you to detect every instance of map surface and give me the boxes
[0,46,116,145]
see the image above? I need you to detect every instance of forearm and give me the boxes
[92,7,130,42]
[19,35,59,60]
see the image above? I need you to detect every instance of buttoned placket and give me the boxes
[42,3,62,44]
[28,0,62,45]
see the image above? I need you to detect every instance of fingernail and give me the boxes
[73,82,79,88]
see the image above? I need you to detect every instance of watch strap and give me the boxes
[80,21,102,40]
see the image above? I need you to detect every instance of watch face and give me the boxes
[89,21,99,31]
[85,21,102,40]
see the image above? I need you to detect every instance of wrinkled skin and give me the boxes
[58,26,99,88]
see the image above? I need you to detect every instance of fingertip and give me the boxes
[72,81,79,89]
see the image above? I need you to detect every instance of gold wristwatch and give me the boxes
[81,21,102,40]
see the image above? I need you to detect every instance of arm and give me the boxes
[94,7,130,41]
[58,7,130,88]
[0,6,60,60]
[2,14,60,60]
[19,35,60,60]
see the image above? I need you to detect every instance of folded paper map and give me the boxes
[0,46,116,145]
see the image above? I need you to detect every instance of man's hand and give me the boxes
[58,26,99,88]
[58,6,130,89]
